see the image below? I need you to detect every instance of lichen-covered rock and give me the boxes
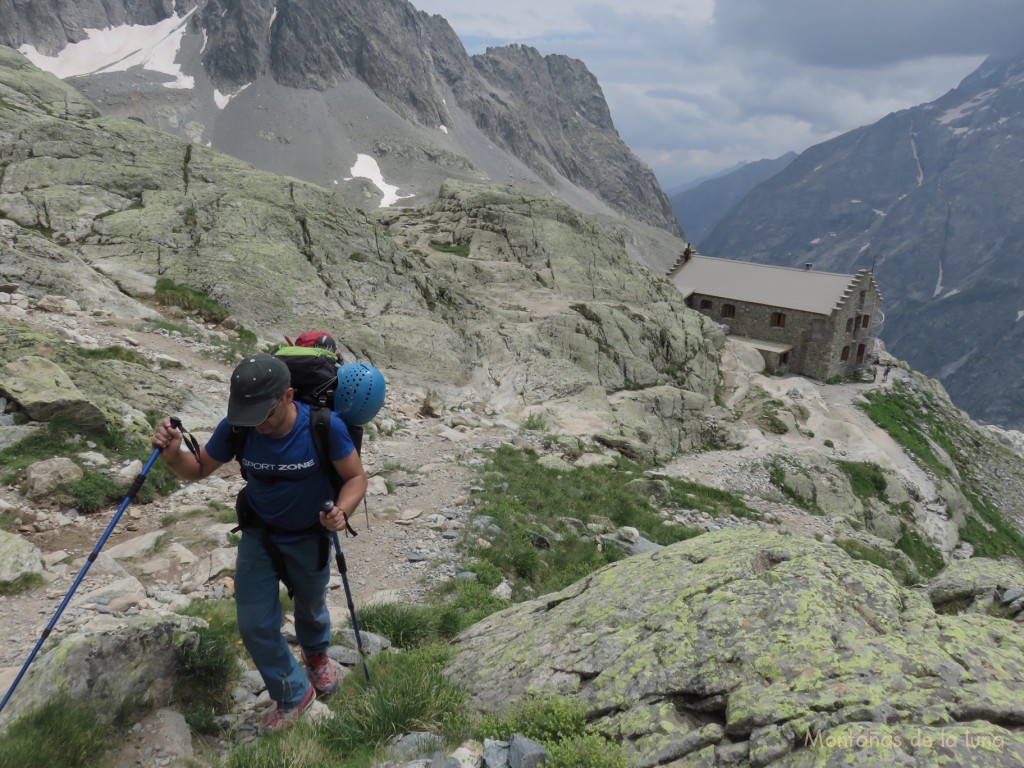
[0,356,105,429]
[0,612,203,728]
[0,529,43,588]
[446,529,1024,766]
[927,557,1024,608]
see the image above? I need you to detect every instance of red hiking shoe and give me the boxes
[302,650,339,698]
[261,684,316,733]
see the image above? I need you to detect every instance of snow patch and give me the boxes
[937,88,997,125]
[345,154,414,208]
[849,199,862,204]
[942,288,960,299]
[873,209,886,217]
[1018,310,1024,322]
[439,125,449,134]
[18,9,196,89]
[214,83,251,110]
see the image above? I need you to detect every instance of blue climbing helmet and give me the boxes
[334,363,386,426]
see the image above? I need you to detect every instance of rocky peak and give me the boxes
[0,0,194,54]
[3,0,681,234]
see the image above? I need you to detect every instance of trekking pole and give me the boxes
[0,447,163,716]
[322,501,372,685]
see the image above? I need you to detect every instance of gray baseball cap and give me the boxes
[228,354,290,426]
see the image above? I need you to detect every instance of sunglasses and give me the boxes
[261,395,284,424]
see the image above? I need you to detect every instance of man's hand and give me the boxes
[320,503,350,532]
[151,418,182,455]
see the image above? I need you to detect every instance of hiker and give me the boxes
[882,362,893,382]
[151,353,367,731]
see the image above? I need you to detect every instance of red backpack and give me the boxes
[287,332,344,362]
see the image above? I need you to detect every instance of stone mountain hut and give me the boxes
[668,253,883,380]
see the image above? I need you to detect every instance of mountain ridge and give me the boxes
[2,0,681,236]
[700,53,1024,430]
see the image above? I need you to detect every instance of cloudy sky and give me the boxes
[415,0,1024,191]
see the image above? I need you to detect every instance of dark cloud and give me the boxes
[713,0,1024,68]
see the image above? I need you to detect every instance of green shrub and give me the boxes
[523,412,547,431]
[548,734,630,768]
[0,699,107,768]
[174,600,242,731]
[66,471,121,513]
[759,408,789,434]
[0,572,44,595]
[431,580,508,638]
[467,559,503,589]
[569,303,602,324]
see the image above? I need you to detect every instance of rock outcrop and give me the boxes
[0,47,717,455]
[447,529,1024,766]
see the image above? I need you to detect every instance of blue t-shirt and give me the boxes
[207,402,355,532]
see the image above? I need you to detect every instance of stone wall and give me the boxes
[688,270,883,381]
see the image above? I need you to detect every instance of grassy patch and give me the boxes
[0,416,179,506]
[353,602,446,649]
[0,572,44,595]
[474,696,629,768]
[154,277,230,324]
[466,447,717,599]
[836,460,888,502]
[959,491,1024,561]
[835,538,916,585]
[767,459,818,513]
[895,524,945,578]
[73,344,149,366]
[175,599,243,733]
[223,645,465,767]
[428,240,470,256]
[0,699,108,768]
[857,385,950,477]
[570,303,602,324]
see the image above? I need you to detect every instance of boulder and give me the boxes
[0,356,105,430]
[447,529,1024,766]
[0,530,44,588]
[23,457,83,498]
[0,612,203,728]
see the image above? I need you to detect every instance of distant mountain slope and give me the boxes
[671,153,796,246]
[1,0,680,236]
[700,55,1024,430]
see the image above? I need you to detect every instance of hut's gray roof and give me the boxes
[669,255,869,315]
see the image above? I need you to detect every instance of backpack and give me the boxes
[272,345,341,408]
[228,343,364,508]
